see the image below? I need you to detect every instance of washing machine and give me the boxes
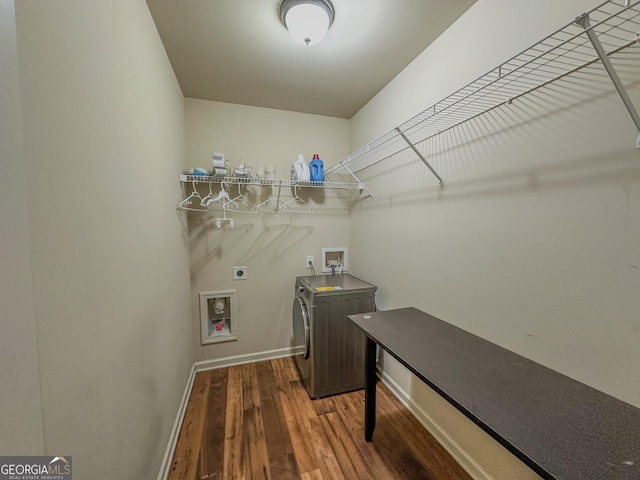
[292,274,376,398]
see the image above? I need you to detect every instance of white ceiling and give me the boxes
[146,0,476,119]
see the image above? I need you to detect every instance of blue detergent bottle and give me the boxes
[309,154,325,182]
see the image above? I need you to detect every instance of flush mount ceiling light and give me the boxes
[279,0,335,46]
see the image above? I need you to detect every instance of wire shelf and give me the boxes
[178,174,363,216]
[326,0,640,176]
[179,174,365,191]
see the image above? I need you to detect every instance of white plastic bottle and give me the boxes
[291,154,310,182]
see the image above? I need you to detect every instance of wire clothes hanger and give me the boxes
[280,184,313,214]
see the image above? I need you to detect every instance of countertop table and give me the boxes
[349,307,640,480]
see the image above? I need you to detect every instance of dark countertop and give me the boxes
[349,307,640,480]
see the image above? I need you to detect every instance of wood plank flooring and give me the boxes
[168,357,471,480]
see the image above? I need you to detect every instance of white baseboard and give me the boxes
[194,345,302,372]
[156,347,300,480]
[378,368,491,480]
[156,363,197,480]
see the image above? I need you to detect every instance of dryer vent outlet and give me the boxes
[233,266,247,280]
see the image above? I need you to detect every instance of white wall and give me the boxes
[0,0,45,455]
[8,0,638,477]
[349,0,640,478]
[14,1,193,478]
[185,98,351,361]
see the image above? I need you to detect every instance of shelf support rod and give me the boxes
[395,127,443,186]
[340,163,373,198]
[275,181,282,215]
[575,13,640,146]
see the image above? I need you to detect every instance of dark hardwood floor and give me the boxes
[168,356,471,480]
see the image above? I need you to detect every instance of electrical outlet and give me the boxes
[233,266,247,280]
[306,256,314,268]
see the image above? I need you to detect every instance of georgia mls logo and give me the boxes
[49,457,70,475]
[0,456,72,479]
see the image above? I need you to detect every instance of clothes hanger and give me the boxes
[199,182,234,227]
[225,184,257,214]
[215,215,234,228]
[257,183,287,214]
[202,182,231,209]
[280,184,313,214]
[178,180,204,211]
[199,182,219,208]
[215,206,234,228]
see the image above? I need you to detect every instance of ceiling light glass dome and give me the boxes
[279,0,335,46]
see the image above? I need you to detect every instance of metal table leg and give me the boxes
[364,336,376,441]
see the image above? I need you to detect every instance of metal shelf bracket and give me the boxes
[333,164,373,198]
[575,12,640,148]
[395,127,444,186]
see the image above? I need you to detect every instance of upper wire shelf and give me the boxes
[179,174,365,191]
[326,0,640,177]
